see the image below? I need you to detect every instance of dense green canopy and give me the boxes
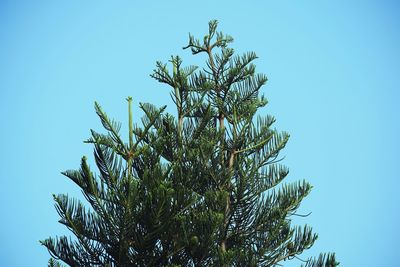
[41,20,338,267]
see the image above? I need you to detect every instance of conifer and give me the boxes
[41,20,338,267]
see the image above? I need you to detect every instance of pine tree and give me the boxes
[41,20,338,267]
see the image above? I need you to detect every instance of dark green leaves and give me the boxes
[302,253,340,267]
[42,20,338,267]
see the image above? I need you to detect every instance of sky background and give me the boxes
[0,1,399,266]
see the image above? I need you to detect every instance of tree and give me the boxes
[41,20,338,267]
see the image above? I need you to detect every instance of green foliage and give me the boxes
[41,20,338,266]
[48,258,65,267]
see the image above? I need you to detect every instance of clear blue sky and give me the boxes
[0,1,399,266]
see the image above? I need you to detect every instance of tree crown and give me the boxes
[41,20,338,267]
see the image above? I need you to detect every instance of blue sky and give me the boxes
[0,1,399,266]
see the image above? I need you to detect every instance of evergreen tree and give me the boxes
[41,20,338,267]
